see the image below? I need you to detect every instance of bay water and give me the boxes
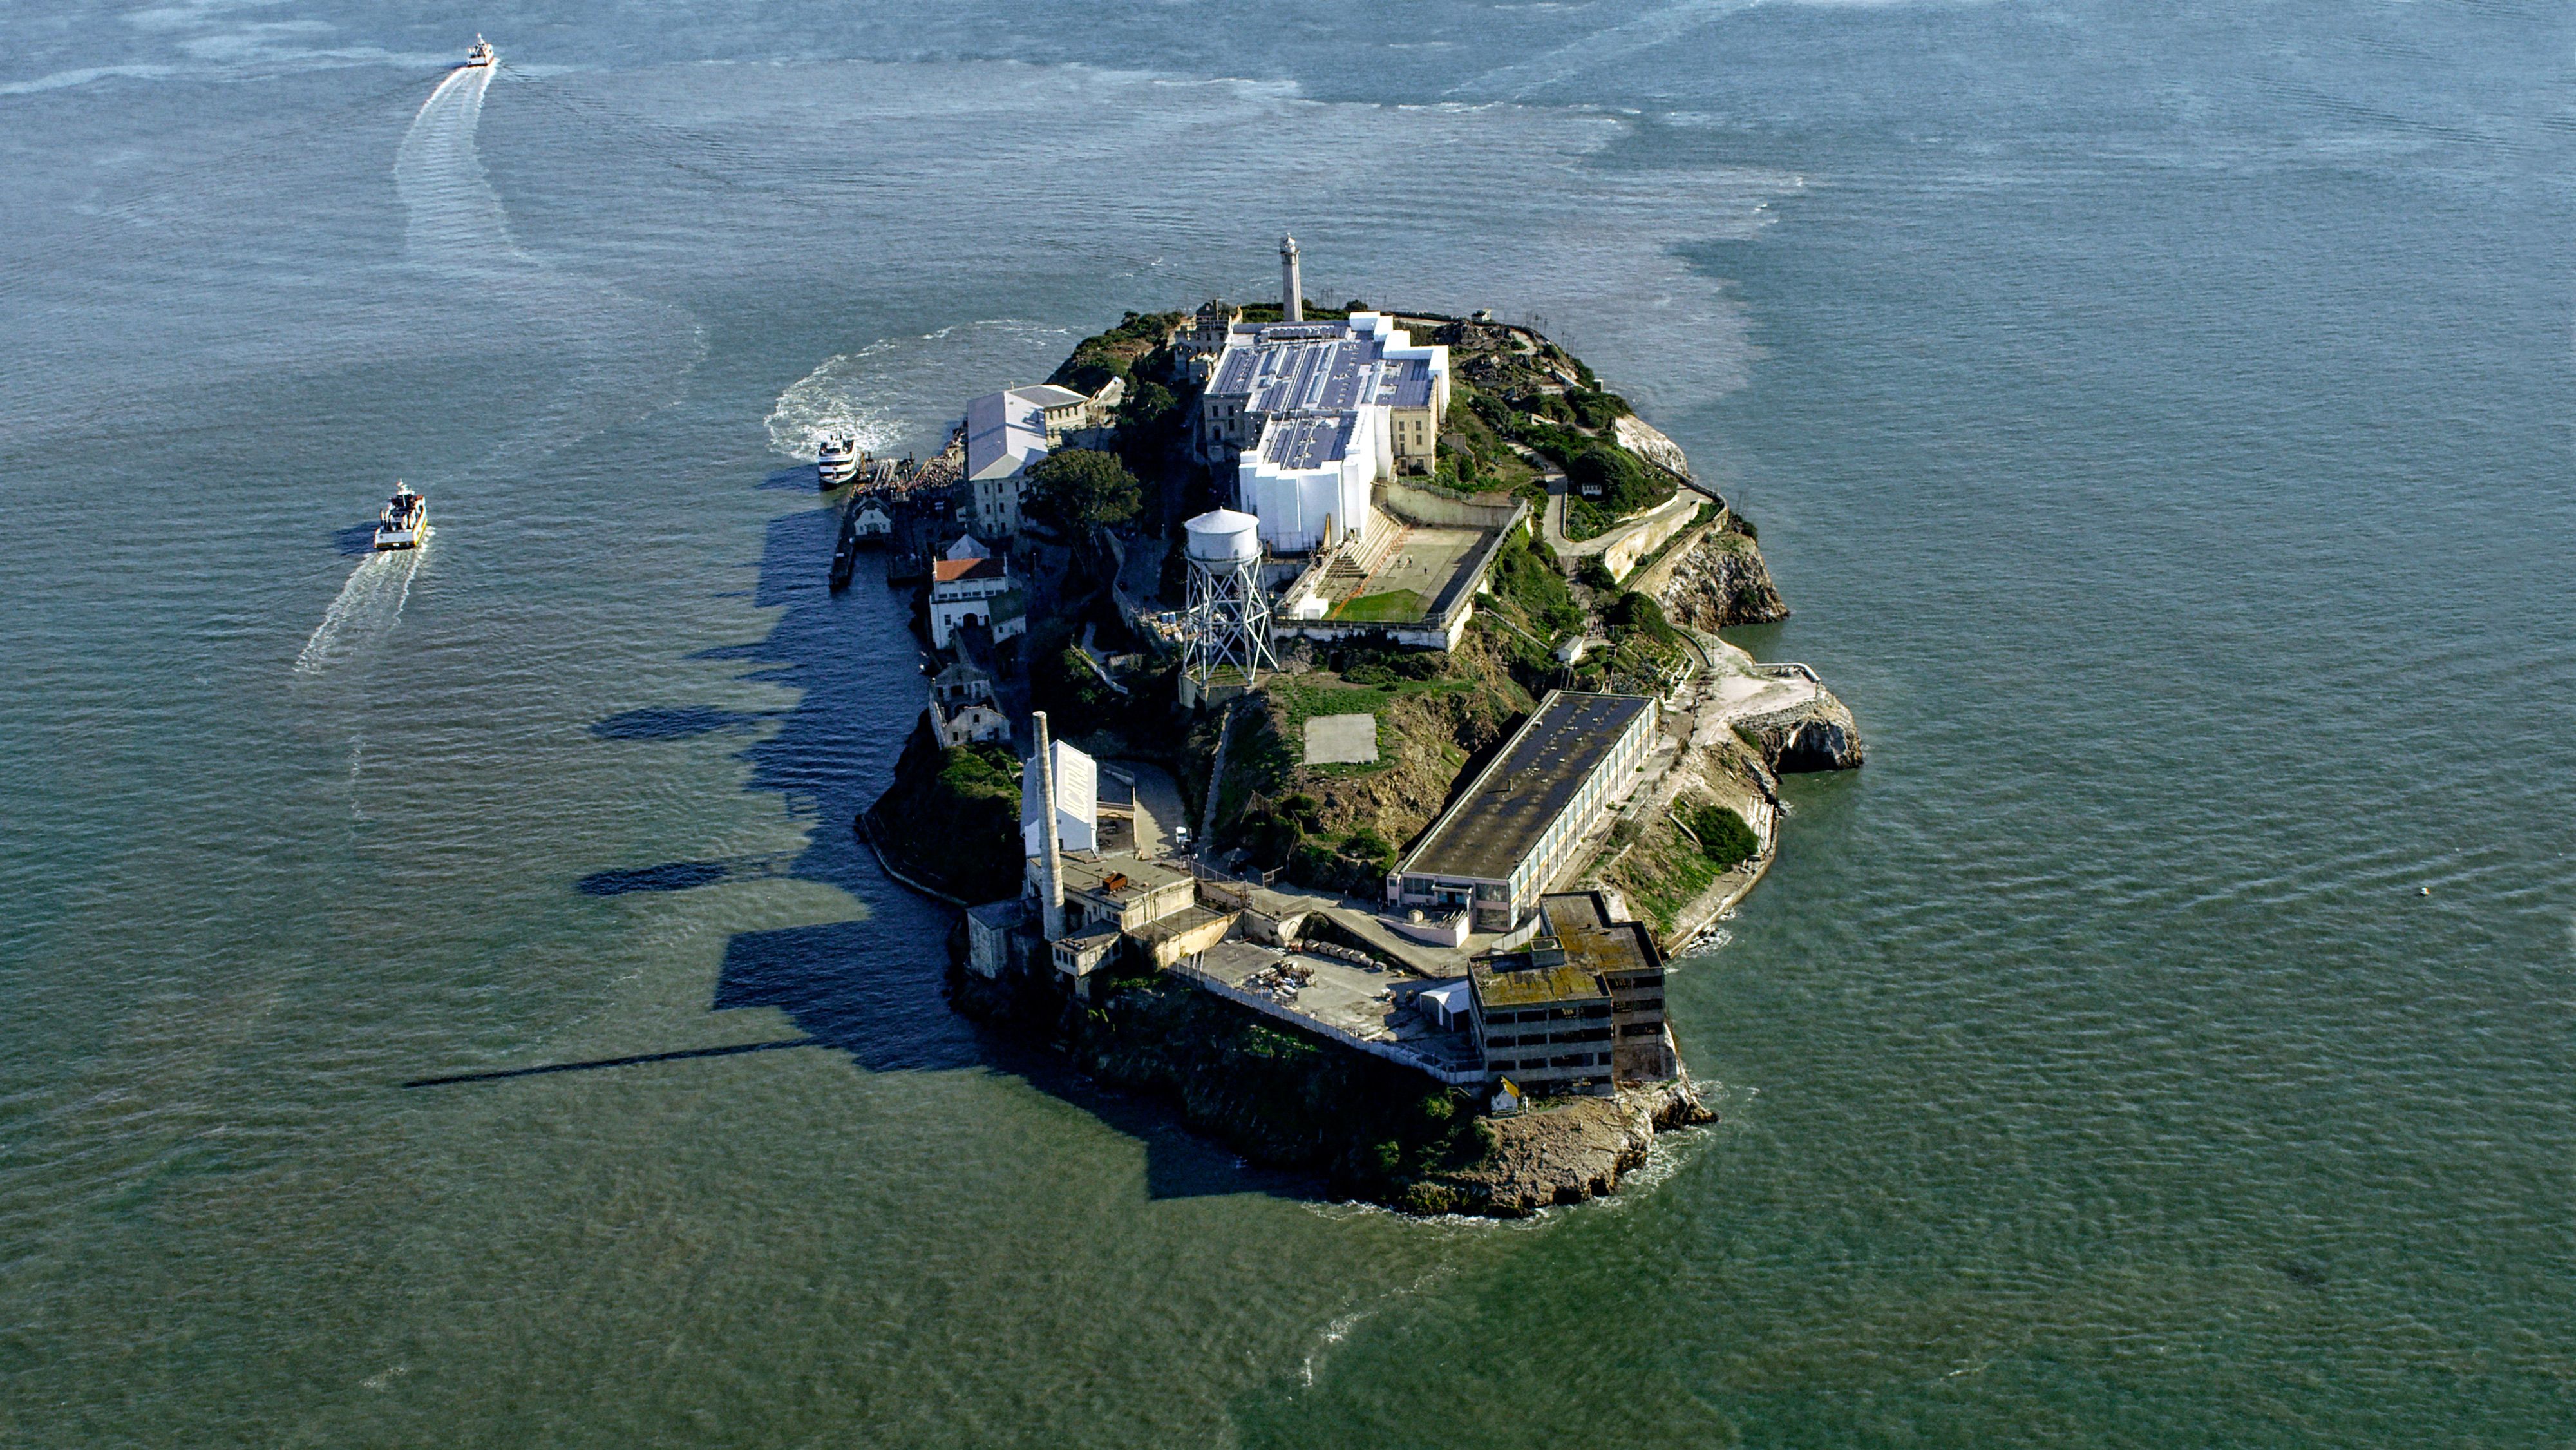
[3,3,2570,1444]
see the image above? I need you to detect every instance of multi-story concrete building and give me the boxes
[963,380,1126,536]
[1387,691,1659,933]
[1539,890,1674,1083]
[1466,936,1616,1094]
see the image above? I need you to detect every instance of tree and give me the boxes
[1025,448,1142,531]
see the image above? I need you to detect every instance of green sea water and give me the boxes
[2,3,2570,1444]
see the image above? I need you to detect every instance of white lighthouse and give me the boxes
[1280,234,1303,323]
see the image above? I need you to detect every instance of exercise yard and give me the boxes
[1321,525,1486,625]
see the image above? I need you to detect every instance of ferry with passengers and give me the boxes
[817,432,860,487]
[464,35,497,68]
[373,483,428,551]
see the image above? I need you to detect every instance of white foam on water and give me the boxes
[395,64,517,269]
[295,542,425,675]
[764,319,1077,463]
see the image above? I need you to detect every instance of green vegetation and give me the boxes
[1563,444,1674,540]
[1483,526,1582,641]
[1023,448,1142,532]
[1048,310,1185,394]
[1567,388,1632,430]
[862,722,1023,902]
[1577,555,1618,591]
[1564,591,1691,696]
[1683,803,1759,870]
[1611,816,1723,939]
[1328,589,1427,623]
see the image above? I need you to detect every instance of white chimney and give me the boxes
[1280,234,1303,323]
[1032,711,1066,941]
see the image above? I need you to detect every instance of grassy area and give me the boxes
[1047,310,1186,394]
[1329,589,1427,623]
[1260,672,1478,779]
[1612,817,1724,938]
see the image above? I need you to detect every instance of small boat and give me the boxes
[464,35,497,68]
[817,432,859,488]
[829,531,858,591]
[374,482,427,550]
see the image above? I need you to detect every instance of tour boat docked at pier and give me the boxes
[464,35,497,68]
[816,432,860,487]
[373,483,427,550]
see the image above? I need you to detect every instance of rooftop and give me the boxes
[1260,414,1358,472]
[1540,892,1660,978]
[933,555,1009,585]
[1018,383,1088,409]
[1055,852,1190,902]
[964,388,1049,481]
[1178,939,1486,1085]
[1469,959,1609,1009]
[1397,692,1654,884]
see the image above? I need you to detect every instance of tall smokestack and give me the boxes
[1280,234,1302,323]
[1032,711,1065,942]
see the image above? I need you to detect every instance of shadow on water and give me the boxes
[576,860,733,896]
[565,490,1291,1201]
[333,522,381,556]
[589,705,772,740]
[757,465,824,492]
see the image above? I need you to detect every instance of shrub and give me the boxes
[1687,804,1759,870]
[1568,388,1632,430]
[1577,556,1616,591]
[1608,590,1676,642]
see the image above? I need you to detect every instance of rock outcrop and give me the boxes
[1735,689,1866,773]
[1403,1078,1716,1217]
[1613,414,1694,481]
[1656,526,1788,630]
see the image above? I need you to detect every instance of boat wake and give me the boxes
[764,320,1074,464]
[296,542,426,675]
[397,63,514,266]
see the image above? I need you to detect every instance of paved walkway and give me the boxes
[1123,759,1187,859]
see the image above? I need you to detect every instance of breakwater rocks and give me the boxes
[1736,691,1866,773]
[1656,524,1789,630]
[1401,1078,1716,1218]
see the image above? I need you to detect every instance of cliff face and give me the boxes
[1736,691,1866,773]
[1655,526,1788,630]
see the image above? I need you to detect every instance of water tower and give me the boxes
[1179,508,1275,707]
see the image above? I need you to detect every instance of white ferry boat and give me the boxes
[464,35,497,68]
[373,482,427,550]
[816,433,860,487]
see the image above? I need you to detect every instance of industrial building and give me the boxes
[1464,891,1672,1094]
[1387,691,1660,933]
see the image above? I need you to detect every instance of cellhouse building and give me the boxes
[1386,691,1660,933]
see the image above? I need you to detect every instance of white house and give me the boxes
[1019,738,1098,856]
[928,553,1025,648]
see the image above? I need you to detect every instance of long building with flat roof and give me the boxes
[1387,691,1658,933]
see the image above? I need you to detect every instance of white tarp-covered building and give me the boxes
[1019,738,1098,857]
[1199,311,1450,555]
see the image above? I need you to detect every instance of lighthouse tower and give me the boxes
[1280,234,1303,323]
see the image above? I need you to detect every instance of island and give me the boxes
[849,238,1862,1216]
